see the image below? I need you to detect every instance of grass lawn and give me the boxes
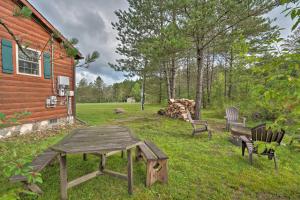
[1,103,300,200]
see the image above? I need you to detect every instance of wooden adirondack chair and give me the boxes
[225,107,246,131]
[240,124,285,170]
[187,110,212,139]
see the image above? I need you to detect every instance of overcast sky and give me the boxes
[28,0,294,85]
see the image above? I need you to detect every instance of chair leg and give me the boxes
[249,152,253,165]
[274,153,278,171]
[208,130,212,140]
[192,130,195,136]
[242,142,246,156]
[225,121,229,131]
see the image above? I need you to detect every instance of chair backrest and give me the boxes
[226,107,239,122]
[251,123,285,144]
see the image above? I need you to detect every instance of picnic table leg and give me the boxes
[83,153,87,161]
[127,148,133,195]
[59,153,68,200]
[100,154,106,171]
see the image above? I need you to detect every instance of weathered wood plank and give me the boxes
[67,170,103,189]
[127,149,133,195]
[10,149,58,182]
[145,141,168,160]
[103,169,127,180]
[138,143,157,160]
[51,126,140,154]
[59,154,67,200]
[25,183,43,194]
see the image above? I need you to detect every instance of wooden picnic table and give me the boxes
[51,126,142,200]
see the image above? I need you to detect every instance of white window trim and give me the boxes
[16,44,42,77]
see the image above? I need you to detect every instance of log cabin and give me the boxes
[0,0,82,138]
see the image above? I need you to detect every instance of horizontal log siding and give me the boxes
[0,0,75,123]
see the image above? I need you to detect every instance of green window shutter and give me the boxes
[43,52,51,79]
[1,39,13,74]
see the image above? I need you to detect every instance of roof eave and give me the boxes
[15,0,83,58]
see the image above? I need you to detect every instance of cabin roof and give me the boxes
[16,0,83,59]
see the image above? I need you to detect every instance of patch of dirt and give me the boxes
[113,116,160,123]
[256,192,289,200]
[207,120,226,133]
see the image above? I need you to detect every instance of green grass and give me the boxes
[1,103,300,199]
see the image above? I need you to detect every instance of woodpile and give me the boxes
[163,99,196,121]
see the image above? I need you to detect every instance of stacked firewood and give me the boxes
[163,99,196,121]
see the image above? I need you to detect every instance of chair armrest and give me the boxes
[242,117,246,126]
[240,135,251,143]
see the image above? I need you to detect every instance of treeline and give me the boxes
[76,76,141,103]
[107,0,299,133]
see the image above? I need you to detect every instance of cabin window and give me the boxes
[16,45,41,77]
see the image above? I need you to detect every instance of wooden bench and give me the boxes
[10,148,58,194]
[136,140,168,187]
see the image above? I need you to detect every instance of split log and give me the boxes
[163,99,196,121]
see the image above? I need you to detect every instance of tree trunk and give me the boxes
[224,67,227,97]
[228,47,233,99]
[178,69,181,98]
[206,49,210,106]
[186,56,190,99]
[202,80,206,109]
[195,44,204,120]
[141,72,146,111]
[164,62,171,99]
[170,57,176,99]
[159,67,162,104]
[208,49,215,104]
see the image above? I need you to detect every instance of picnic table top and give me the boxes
[51,126,141,154]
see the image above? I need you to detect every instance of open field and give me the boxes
[1,103,300,200]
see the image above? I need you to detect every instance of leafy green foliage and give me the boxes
[281,0,300,30]
[3,157,42,184]
[81,51,100,68]
[0,112,31,128]
[13,7,32,19]
[76,77,140,103]
[131,82,141,102]
[254,141,279,154]
[250,52,300,133]
[1,151,42,199]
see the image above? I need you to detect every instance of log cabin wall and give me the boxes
[0,0,75,124]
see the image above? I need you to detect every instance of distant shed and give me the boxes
[126,97,136,103]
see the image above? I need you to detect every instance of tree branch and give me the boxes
[0,19,31,58]
[201,5,273,50]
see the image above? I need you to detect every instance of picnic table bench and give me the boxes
[10,149,58,194]
[136,140,168,187]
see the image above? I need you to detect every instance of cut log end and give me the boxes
[163,99,196,121]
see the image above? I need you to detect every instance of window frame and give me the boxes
[16,44,42,77]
